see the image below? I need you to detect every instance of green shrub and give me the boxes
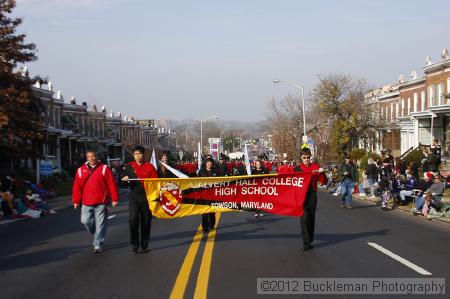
[349,149,367,161]
[359,155,369,171]
[403,148,424,165]
[358,152,381,171]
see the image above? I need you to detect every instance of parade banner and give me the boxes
[143,173,313,219]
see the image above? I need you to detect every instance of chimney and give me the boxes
[101,106,106,112]
[410,70,417,80]
[117,112,121,117]
[124,116,128,122]
[426,56,432,66]
[48,82,53,91]
[109,111,114,117]
[20,66,28,77]
[442,48,449,60]
[56,90,63,100]
[70,96,76,105]
[82,101,87,107]
[398,75,405,84]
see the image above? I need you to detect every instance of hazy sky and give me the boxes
[14,0,450,121]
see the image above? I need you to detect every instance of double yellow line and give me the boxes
[169,213,221,299]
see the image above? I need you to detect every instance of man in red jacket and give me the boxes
[72,150,119,253]
[295,148,326,251]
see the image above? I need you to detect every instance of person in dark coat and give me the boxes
[157,152,177,178]
[295,148,326,251]
[121,145,158,253]
[251,160,268,218]
[197,158,218,233]
[216,155,229,176]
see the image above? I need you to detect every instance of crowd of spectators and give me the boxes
[0,175,56,221]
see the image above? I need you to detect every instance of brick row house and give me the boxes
[31,81,176,178]
[365,48,450,159]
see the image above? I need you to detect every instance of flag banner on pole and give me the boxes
[243,142,251,175]
[143,173,313,219]
[197,142,202,172]
[160,161,189,178]
[151,148,157,170]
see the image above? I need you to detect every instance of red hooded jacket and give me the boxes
[72,162,119,206]
[298,163,327,191]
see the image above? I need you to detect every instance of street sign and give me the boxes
[39,160,53,176]
[208,138,221,143]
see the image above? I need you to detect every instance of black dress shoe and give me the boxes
[302,244,314,251]
[140,244,149,253]
[131,245,139,253]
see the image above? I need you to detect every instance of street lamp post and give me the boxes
[273,79,307,145]
[200,115,219,154]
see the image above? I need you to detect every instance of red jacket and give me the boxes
[277,164,293,174]
[72,162,119,206]
[299,163,327,191]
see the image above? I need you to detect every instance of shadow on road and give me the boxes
[314,229,390,248]
[0,245,87,271]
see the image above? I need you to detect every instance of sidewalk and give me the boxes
[0,189,128,226]
[352,192,450,224]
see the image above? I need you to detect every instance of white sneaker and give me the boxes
[359,193,366,197]
[332,192,339,196]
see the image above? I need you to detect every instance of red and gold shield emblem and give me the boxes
[159,182,183,216]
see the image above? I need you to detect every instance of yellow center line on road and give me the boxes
[169,224,204,299]
[194,213,221,299]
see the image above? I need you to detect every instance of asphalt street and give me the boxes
[0,191,449,299]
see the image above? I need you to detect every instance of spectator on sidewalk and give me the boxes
[413,174,445,216]
[399,169,417,205]
[0,192,14,219]
[25,189,56,214]
[421,148,430,173]
[428,147,441,173]
[338,154,357,209]
[72,150,119,254]
[365,158,379,197]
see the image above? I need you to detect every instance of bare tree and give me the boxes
[266,94,304,161]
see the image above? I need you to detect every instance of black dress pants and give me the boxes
[300,188,317,246]
[129,197,152,247]
[202,213,216,231]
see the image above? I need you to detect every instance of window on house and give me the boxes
[429,85,435,106]
[421,91,426,111]
[390,103,394,122]
[407,97,411,114]
[402,98,405,116]
[396,102,399,118]
[413,93,418,112]
[437,83,443,105]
